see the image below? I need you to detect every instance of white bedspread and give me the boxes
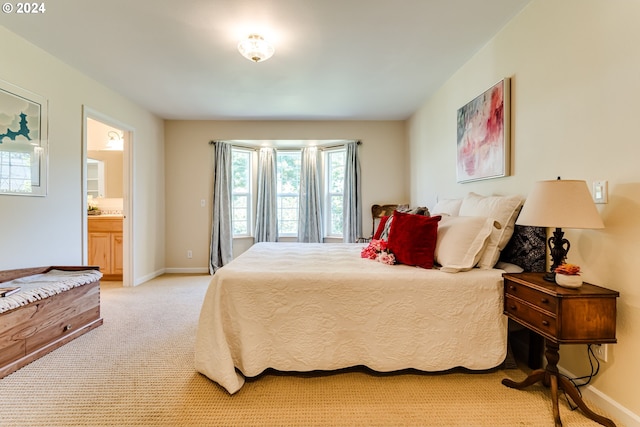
[195,242,507,394]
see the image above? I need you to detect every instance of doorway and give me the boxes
[82,107,133,286]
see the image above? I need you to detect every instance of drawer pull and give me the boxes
[541,298,549,304]
[509,285,516,291]
[542,320,549,326]
[64,324,73,332]
[509,305,517,311]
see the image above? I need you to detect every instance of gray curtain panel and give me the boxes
[297,147,323,243]
[209,141,234,274]
[254,147,278,243]
[343,141,363,243]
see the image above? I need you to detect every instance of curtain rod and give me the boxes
[209,140,361,150]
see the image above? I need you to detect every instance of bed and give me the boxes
[195,193,545,394]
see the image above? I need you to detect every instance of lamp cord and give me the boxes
[559,344,601,410]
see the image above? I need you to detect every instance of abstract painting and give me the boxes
[0,80,48,196]
[456,78,510,183]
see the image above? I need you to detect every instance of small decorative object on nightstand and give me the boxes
[554,264,583,288]
[554,273,582,288]
[502,272,619,427]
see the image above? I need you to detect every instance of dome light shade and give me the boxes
[237,34,275,63]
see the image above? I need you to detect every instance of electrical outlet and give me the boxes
[593,344,608,362]
[187,250,193,259]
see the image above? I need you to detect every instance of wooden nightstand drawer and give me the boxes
[505,294,556,337]
[505,280,556,313]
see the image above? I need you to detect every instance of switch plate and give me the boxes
[593,180,608,204]
[187,250,193,259]
[200,199,206,207]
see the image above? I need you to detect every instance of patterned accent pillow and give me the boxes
[398,206,431,216]
[373,216,390,240]
[499,225,546,273]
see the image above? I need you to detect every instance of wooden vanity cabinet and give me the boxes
[88,216,123,280]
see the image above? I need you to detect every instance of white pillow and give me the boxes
[459,192,523,269]
[495,261,524,273]
[431,198,463,216]
[435,216,496,273]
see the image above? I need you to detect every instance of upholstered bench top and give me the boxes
[0,269,103,314]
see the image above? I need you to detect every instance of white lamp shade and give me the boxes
[516,179,604,229]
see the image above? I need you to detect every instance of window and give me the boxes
[325,149,346,237]
[228,143,349,240]
[276,151,301,236]
[231,148,252,236]
[0,149,33,193]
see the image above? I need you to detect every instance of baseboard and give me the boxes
[559,365,640,427]
[163,267,209,274]
[133,268,165,286]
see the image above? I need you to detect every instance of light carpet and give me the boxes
[0,274,616,426]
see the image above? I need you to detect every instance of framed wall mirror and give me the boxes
[0,80,48,197]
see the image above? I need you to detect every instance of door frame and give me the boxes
[82,106,135,286]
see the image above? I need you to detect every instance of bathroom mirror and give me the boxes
[86,119,123,199]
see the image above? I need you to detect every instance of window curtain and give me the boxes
[343,141,362,243]
[254,147,278,243]
[297,147,323,243]
[209,141,233,274]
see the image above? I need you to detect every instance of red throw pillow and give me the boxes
[387,211,441,269]
[372,215,390,240]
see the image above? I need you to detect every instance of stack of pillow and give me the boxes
[374,193,522,273]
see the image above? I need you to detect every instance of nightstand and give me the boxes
[502,272,619,427]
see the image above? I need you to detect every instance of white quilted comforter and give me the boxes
[195,242,507,394]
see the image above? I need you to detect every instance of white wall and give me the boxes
[408,0,640,421]
[0,27,165,285]
[164,120,407,270]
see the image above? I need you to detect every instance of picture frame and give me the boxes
[0,79,48,196]
[456,78,510,183]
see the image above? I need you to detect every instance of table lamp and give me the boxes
[516,178,605,281]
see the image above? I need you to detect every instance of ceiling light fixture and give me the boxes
[237,34,275,63]
[106,130,124,151]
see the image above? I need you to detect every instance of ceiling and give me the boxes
[2,0,531,121]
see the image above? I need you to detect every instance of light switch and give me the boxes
[593,181,608,204]
[200,199,206,207]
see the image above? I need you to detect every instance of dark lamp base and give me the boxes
[548,227,570,283]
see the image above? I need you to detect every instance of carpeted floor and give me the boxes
[0,274,615,426]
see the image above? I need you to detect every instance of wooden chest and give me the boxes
[0,266,103,378]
